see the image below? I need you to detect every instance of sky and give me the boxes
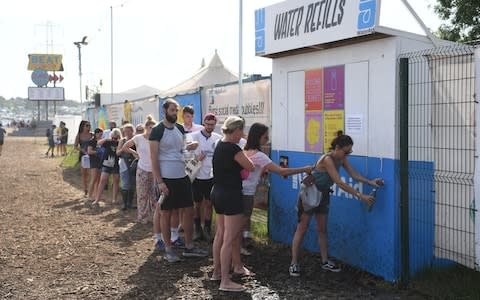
[0,0,442,101]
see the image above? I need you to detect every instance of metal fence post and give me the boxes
[399,57,410,285]
[475,47,480,270]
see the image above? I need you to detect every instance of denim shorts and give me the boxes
[102,166,119,174]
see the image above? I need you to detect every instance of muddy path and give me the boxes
[0,137,423,299]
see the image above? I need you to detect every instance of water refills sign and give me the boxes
[255,0,378,56]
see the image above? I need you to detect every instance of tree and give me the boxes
[434,0,480,43]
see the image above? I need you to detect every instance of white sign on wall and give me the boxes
[202,79,271,127]
[255,0,379,56]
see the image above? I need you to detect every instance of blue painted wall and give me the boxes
[269,150,401,281]
[159,92,202,125]
[408,161,435,275]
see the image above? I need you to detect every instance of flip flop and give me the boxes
[219,286,246,292]
[233,266,255,277]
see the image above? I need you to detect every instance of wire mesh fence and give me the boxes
[399,45,477,271]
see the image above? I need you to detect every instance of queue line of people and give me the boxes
[72,98,384,293]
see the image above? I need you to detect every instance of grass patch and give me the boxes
[251,208,268,242]
[410,264,480,299]
[59,145,79,168]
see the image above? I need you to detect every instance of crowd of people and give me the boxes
[69,98,383,292]
[45,121,69,157]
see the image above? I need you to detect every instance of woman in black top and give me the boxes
[210,116,254,292]
[93,128,122,206]
[74,120,93,197]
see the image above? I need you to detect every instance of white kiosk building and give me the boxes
[256,0,479,281]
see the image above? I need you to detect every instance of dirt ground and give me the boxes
[0,136,425,299]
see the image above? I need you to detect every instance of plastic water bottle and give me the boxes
[366,188,377,212]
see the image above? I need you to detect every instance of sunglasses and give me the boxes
[343,149,353,155]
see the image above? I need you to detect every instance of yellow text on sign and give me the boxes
[28,54,63,71]
[323,110,344,151]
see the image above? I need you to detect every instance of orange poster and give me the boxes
[305,69,323,111]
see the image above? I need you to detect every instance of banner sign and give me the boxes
[28,54,63,71]
[28,87,65,101]
[255,0,379,56]
[202,79,271,127]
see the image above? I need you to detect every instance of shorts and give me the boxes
[192,178,214,203]
[102,166,120,174]
[242,194,254,217]
[0,140,3,145]
[297,189,331,222]
[160,176,194,210]
[61,137,68,145]
[211,185,243,216]
[48,139,55,147]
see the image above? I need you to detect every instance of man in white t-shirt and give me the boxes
[190,113,222,241]
[182,105,203,133]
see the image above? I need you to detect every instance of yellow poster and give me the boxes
[323,110,344,151]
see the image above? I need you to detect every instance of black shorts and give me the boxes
[0,140,3,145]
[211,185,243,216]
[160,176,194,210]
[297,189,331,222]
[192,178,214,202]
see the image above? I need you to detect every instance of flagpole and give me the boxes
[238,0,243,115]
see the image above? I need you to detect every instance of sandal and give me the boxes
[219,285,246,292]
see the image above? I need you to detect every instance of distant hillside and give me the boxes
[0,96,81,119]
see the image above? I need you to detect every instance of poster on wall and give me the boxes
[324,65,345,110]
[305,111,323,152]
[203,79,271,128]
[305,69,323,111]
[323,110,345,151]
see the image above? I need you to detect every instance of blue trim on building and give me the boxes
[269,150,424,281]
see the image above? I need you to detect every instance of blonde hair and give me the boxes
[221,116,244,135]
[122,123,134,132]
[145,114,157,127]
[111,128,122,139]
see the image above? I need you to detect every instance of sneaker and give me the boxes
[182,246,208,258]
[171,237,185,249]
[289,263,300,277]
[322,260,341,272]
[155,240,165,251]
[163,251,181,263]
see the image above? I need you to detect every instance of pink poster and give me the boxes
[305,111,323,153]
[305,69,323,111]
[324,65,344,110]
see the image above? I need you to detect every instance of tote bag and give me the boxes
[185,158,202,183]
[81,154,90,169]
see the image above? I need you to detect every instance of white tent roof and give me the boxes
[162,50,238,97]
[100,85,162,105]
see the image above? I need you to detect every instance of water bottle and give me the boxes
[366,188,377,212]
